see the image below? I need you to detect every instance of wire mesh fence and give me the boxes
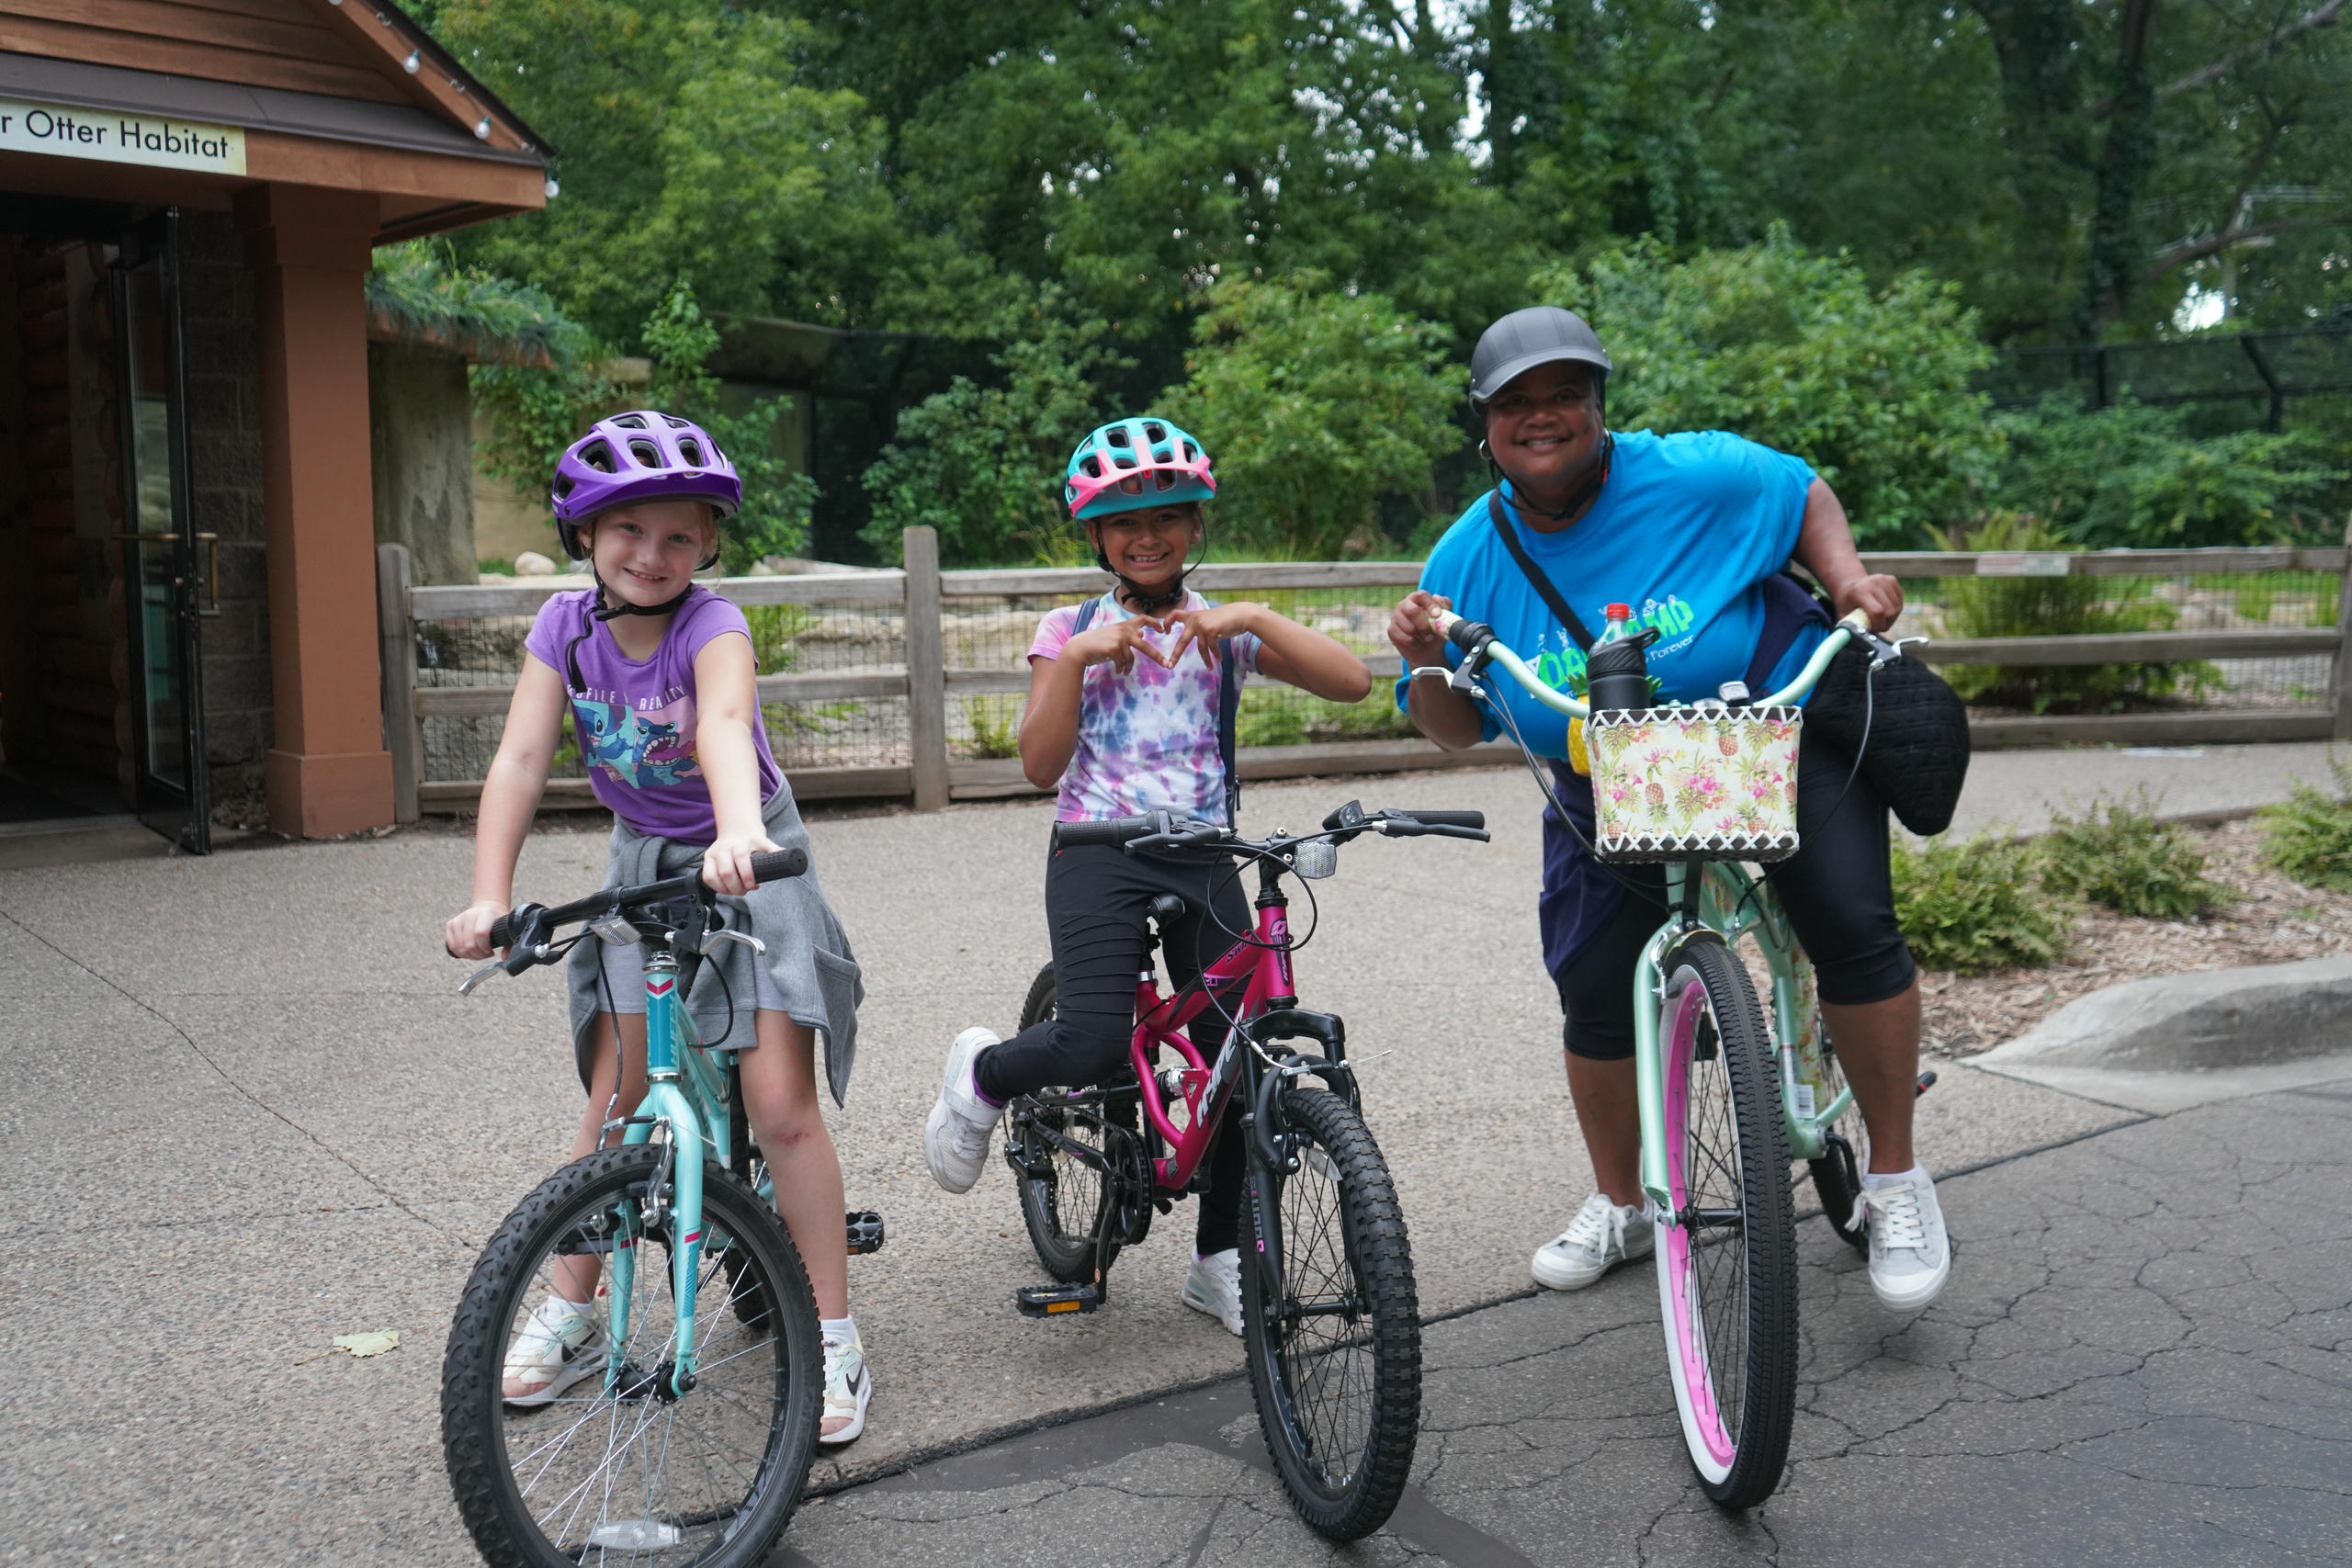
[381,535,2349,817]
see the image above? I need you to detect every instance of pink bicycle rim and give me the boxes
[1663,976,1736,1468]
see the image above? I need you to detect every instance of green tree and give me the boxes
[1159,276,1460,558]
[1536,229,2001,544]
[860,294,1128,566]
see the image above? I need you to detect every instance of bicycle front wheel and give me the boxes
[1654,932,1798,1510]
[1240,1087,1420,1541]
[443,1144,821,1568]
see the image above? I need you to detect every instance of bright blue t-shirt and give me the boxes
[1396,429,1821,760]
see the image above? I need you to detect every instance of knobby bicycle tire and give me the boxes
[1654,932,1798,1510]
[1240,1086,1421,1541]
[442,1145,822,1568]
[1006,964,1123,1280]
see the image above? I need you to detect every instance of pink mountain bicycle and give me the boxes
[1004,803,1488,1540]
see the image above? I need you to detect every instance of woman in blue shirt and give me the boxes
[1388,307,1950,1314]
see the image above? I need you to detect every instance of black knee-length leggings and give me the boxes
[1555,730,1918,1061]
[975,841,1250,1254]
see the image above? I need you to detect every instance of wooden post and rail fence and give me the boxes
[374,525,2352,823]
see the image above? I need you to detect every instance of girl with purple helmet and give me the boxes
[920,415,1373,1334]
[445,412,877,1444]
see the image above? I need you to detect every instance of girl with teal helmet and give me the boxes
[920,412,1373,1337]
[1064,417,1218,612]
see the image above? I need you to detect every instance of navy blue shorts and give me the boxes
[1540,728,1916,1061]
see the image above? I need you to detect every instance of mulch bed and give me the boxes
[1921,817,2352,1056]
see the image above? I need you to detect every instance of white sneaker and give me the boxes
[1860,1169,1951,1312]
[1182,1248,1244,1336]
[922,1027,1004,1194]
[1532,1193,1653,1292]
[819,1336,872,1445]
[502,1294,605,1406]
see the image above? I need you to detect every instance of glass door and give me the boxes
[114,210,210,852]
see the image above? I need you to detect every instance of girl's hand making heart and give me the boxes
[1165,602,1263,667]
[1067,615,1179,675]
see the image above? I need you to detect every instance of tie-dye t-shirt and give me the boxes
[1029,591,1261,825]
[523,586,782,842]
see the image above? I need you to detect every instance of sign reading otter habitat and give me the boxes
[0,97,246,176]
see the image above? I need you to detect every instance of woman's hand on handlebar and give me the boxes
[1387,591,1454,668]
[446,898,509,962]
[1831,572,1904,635]
[703,829,786,897]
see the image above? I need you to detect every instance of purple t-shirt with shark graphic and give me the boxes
[524,587,781,842]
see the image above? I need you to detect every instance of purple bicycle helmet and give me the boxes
[550,411,741,564]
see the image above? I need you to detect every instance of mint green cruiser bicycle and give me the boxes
[439,851,881,1568]
[1421,604,1911,1509]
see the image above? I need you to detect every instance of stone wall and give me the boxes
[181,213,271,827]
[368,340,477,585]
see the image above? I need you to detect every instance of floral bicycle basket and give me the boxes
[1585,706,1804,863]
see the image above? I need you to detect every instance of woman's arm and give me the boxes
[1386,591,1486,750]
[447,655,567,958]
[1792,479,1903,632]
[1168,603,1371,703]
[693,630,782,895]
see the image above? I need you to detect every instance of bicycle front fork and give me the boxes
[615,1081,708,1397]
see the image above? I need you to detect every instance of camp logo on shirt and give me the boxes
[1523,595,1698,696]
[571,694,702,789]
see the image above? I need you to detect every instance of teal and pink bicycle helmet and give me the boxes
[1064,417,1216,522]
[551,410,741,569]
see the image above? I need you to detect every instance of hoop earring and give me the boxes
[1476,439,1492,462]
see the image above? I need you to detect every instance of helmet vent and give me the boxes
[664,414,691,427]
[1143,422,1167,443]
[552,473,576,499]
[1107,427,1132,448]
[579,440,617,474]
[1119,476,1143,495]
[677,437,706,466]
[628,438,663,468]
[611,413,649,430]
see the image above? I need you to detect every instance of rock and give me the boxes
[1975,955,2352,1111]
[514,551,557,576]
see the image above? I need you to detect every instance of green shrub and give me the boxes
[961,695,1023,760]
[1933,513,2219,713]
[1893,833,2072,974]
[2041,792,2233,919]
[1991,394,2346,550]
[1235,689,1419,749]
[2258,754,2352,894]
[1532,226,2001,547]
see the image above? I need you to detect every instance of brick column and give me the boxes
[236,186,392,837]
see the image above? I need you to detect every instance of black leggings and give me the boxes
[1556,730,1917,1061]
[976,842,1250,1255]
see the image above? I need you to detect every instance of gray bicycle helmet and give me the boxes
[1468,306,1612,408]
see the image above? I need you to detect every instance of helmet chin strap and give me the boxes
[1485,429,1614,525]
[562,572,697,694]
[1091,527,1202,616]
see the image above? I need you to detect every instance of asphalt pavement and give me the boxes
[0,747,2343,1565]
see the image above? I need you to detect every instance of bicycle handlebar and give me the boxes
[1428,605,1895,716]
[483,847,808,955]
[1051,804,1489,858]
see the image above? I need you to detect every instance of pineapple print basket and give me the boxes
[1585,706,1804,863]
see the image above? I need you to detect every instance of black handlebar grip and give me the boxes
[749,848,808,885]
[1445,617,1497,653]
[1402,809,1486,829]
[1053,816,1149,849]
[488,910,518,951]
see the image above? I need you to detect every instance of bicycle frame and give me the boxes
[1125,895,1298,1194]
[608,941,736,1396]
[1626,864,1856,1216]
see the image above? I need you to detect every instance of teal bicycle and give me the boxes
[1422,604,1911,1508]
[439,851,880,1568]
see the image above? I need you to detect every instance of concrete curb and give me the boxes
[1975,954,2352,1112]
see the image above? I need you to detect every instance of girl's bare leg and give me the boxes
[735,1010,850,1321]
[550,1011,649,1303]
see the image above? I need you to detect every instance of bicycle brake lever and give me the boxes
[701,928,768,958]
[458,959,504,996]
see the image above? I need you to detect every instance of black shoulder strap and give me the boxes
[1071,594,1101,636]
[1216,635,1240,826]
[1488,490,1596,652]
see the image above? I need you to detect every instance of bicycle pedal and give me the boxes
[846,1210,886,1256]
[1014,1282,1104,1317]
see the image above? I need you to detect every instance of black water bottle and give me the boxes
[1586,613,1658,715]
